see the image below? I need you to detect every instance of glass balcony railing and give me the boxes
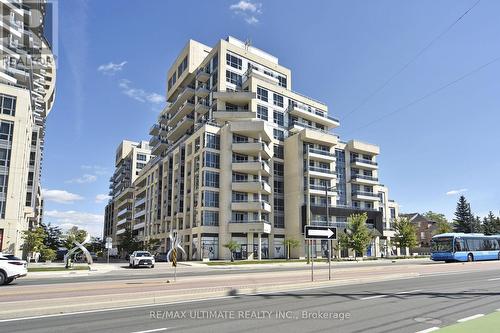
[308,166,335,174]
[352,158,378,166]
[352,191,379,198]
[351,174,379,182]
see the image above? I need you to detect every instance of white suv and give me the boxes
[0,253,27,285]
[129,251,155,268]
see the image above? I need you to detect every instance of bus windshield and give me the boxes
[431,237,454,252]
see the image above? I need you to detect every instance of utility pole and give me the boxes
[306,145,311,264]
[325,184,331,280]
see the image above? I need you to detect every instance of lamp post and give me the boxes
[324,183,336,280]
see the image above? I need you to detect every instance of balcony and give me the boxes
[196,84,210,98]
[228,220,271,234]
[196,67,210,82]
[132,222,145,231]
[350,174,379,185]
[169,100,194,126]
[288,103,340,128]
[232,160,271,176]
[134,208,146,219]
[232,141,272,159]
[152,138,168,155]
[213,90,256,103]
[289,121,329,134]
[244,67,279,85]
[195,100,210,115]
[134,197,146,207]
[167,114,194,142]
[232,180,272,194]
[116,218,131,227]
[308,184,337,196]
[307,166,337,179]
[116,228,126,236]
[116,207,129,218]
[213,109,255,121]
[231,200,272,213]
[169,85,195,113]
[230,120,273,142]
[351,158,378,169]
[352,191,380,201]
[307,147,336,163]
[149,124,160,136]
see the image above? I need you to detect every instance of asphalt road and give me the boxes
[19,260,437,286]
[2,265,500,333]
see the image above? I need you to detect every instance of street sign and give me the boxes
[304,226,337,240]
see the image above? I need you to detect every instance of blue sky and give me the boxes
[42,0,500,236]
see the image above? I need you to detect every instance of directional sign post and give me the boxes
[304,226,337,281]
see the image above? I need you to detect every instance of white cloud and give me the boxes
[97,61,127,75]
[44,210,104,237]
[81,165,109,176]
[118,79,164,105]
[95,194,111,203]
[446,188,468,196]
[42,189,84,204]
[65,174,97,184]
[230,1,262,25]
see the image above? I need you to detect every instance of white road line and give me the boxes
[457,314,484,322]
[487,277,500,281]
[130,328,169,333]
[415,327,440,333]
[360,289,421,300]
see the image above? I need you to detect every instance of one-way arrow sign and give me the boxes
[304,225,337,240]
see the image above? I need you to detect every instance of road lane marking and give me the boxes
[360,289,421,300]
[457,314,484,322]
[415,327,440,333]
[130,328,169,333]
[487,277,500,281]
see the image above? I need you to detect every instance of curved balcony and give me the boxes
[196,84,210,98]
[350,174,379,185]
[288,103,339,128]
[232,141,272,159]
[195,100,210,115]
[231,200,272,213]
[196,68,210,82]
[352,191,380,201]
[213,90,256,103]
[167,114,194,142]
[232,180,272,194]
[307,147,336,163]
[169,100,194,126]
[351,158,378,169]
[232,160,271,176]
[307,166,337,179]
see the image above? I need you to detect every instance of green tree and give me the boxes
[223,241,240,262]
[118,228,141,255]
[393,217,418,254]
[338,213,373,260]
[63,226,88,249]
[21,227,46,254]
[40,247,56,262]
[453,196,480,233]
[145,238,161,253]
[41,222,62,250]
[423,211,448,224]
[87,237,104,254]
[434,221,453,235]
[482,211,499,235]
[283,239,300,260]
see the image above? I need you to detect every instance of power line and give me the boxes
[345,55,500,135]
[342,0,482,121]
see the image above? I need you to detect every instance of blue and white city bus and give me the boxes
[430,233,500,262]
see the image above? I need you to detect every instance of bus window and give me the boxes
[455,239,465,252]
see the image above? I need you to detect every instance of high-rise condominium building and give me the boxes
[103,140,152,247]
[107,37,399,259]
[0,0,56,256]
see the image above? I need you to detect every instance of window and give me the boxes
[27,171,34,186]
[278,76,287,88]
[211,53,218,69]
[226,53,242,70]
[257,87,268,102]
[274,180,284,194]
[273,145,284,159]
[232,153,248,162]
[274,162,284,176]
[136,162,146,169]
[0,175,8,193]
[274,198,284,211]
[257,105,268,121]
[232,191,248,202]
[178,56,188,76]
[0,121,14,141]
[273,94,284,108]
[205,133,220,149]
[226,70,242,87]
[0,95,16,116]
[273,110,284,126]
[233,134,248,143]
[202,211,219,226]
[137,154,147,161]
[203,191,219,207]
[274,215,285,228]
[204,152,220,168]
[204,171,219,187]
[273,128,284,141]
[232,172,247,182]
[0,148,11,167]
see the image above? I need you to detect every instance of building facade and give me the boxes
[0,0,56,256]
[108,37,399,260]
[103,140,152,248]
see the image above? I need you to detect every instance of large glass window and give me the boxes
[257,105,268,121]
[204,152,220,168]
[273,128,284,141]
[225,70,242,87]
[257,87,268,102]
[273,93,284,108]
[278,76,287,88]
[0,121,14,142]
[226,53,242,70]
[0,148,11,167]
[0,95,16,116]
[205,133,220,149]
[204,171,219,187]
[273,110,284,126]
[202,211,219,226]
[203,191,219,207]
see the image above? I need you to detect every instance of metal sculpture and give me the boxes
[166,231,186,263]
[64,233,93,266]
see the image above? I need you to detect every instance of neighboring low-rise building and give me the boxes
[400,213,437,248]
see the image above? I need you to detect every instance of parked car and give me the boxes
[154,252,169,262]
[0,253,27,285]
[129,251,155,268]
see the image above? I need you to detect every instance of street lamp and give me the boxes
[324,184,336,281]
